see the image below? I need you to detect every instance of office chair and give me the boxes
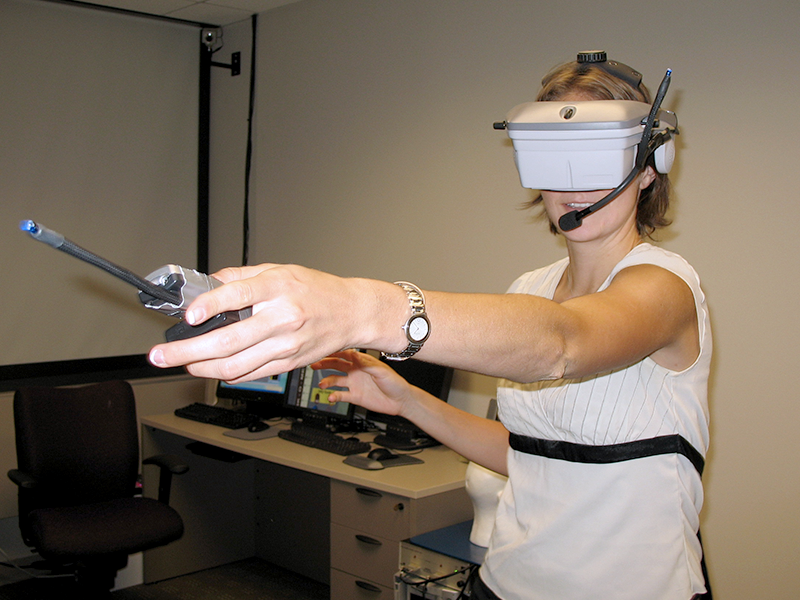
[8,380,187,592]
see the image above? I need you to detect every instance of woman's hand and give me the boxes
[147,264,406,383]
[315,350,511,475]
[312,350,415,418]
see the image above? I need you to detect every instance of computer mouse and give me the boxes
[367,448,397,462]
[247,421,270,433]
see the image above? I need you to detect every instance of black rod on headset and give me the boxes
[557,69,673,233]
[636,69,672,170]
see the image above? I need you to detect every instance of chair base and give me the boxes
[75,556,127,593]
[28,553,127,595]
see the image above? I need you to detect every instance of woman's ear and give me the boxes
[638,165,657,190]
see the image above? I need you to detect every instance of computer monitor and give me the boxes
[283,364,355,430]
[368,358,453,450]
[215,372,290,419]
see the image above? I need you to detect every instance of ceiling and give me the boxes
[75,0,301,26]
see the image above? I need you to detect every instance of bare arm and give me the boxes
[418,263,699,381]
[148,262,697,384]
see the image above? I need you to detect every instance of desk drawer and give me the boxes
[331,480,410,540]
[330,568,393,600]
[331,522,398,585]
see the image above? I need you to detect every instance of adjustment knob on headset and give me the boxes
[577,51,607,63]
[575,51,643,90]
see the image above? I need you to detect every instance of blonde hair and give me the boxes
[527,60,672,238]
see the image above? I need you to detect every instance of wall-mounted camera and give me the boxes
[201,28,221,50]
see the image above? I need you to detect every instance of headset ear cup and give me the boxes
[654,138,675,173]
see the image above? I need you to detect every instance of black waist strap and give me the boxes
[509,433,705,477]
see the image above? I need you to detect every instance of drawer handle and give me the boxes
[355,580,382,593]
[355,487,382,498]
[355,534,382,546]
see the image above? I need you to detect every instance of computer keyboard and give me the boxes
[174,402,262,429]
[278,422,372,456]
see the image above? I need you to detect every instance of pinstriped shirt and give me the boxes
[482,243,712,600]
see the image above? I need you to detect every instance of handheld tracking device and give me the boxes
[494,51,679,231]
[19,220,251,341]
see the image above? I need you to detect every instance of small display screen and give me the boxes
[285,365,352,418]
[218,373,289,396]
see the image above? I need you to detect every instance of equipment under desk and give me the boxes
[140,413,472,599]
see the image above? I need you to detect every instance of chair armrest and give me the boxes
[8,469,38,490]
[142,454,189,505]
[143,454,189,475]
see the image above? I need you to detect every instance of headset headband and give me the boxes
[568,51,644,92]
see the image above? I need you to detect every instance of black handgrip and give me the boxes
[165,311,245,342]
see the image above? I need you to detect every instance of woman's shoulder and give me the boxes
[608,243,707,310]
[615,243,701,286]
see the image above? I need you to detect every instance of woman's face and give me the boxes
[540,167,655,242]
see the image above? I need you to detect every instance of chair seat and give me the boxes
[29,497,184,559]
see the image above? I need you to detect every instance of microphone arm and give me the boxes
[558,69,673,233]
[557,167,640,232]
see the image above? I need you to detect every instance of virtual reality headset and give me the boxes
[498,100,678,191]
[494,53,679,192]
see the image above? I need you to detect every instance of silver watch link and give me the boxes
[381,281,430,361]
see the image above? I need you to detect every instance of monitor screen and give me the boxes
[216,372,290,418]
[367,358,453,449]
[284,365,354,423]
[378,357,453,401]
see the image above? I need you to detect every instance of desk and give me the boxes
[141,414,472,599]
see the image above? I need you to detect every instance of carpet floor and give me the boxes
[0,558,329,600]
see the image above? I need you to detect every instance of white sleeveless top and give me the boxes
[481,243,711,600]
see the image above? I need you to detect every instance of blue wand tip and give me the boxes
[20,219,38,234]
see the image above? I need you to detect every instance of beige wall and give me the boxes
[204,0,800,597]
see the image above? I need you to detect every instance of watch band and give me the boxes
[381,281,430,361]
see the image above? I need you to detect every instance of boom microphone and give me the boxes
[558,210,583,232]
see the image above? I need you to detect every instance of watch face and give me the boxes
[408,315,430,343]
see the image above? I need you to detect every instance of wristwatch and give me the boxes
[381,281,430,361]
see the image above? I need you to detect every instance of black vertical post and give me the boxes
[198,43,211,274]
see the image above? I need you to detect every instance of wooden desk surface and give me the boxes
[142,413,468,499]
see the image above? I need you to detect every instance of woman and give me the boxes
[149,56,711,600]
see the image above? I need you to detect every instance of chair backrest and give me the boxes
[13,380,139,513]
